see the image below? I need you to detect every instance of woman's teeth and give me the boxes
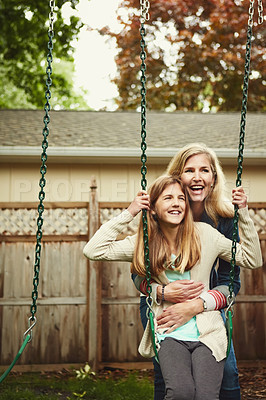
[191,186,204,191]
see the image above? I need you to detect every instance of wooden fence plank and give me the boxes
[88,177,101,370]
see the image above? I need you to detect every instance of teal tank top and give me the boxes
[157,262,200,343]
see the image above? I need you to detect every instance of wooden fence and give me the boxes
[0,182,265,370]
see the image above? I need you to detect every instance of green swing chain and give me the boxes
[226,0,263,355]
[30,0,54,326]
[0,2,54,384]
[139,0,159,360]
[140,0,152,300]
[228,0,264,305]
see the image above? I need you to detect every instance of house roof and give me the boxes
[0,109,265,164]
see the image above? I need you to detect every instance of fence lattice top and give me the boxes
[0,204,265,236]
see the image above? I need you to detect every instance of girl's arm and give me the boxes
[83,209,136,262]
[83,190,150,262]
[216,206,262,269]
[216,185,262,269]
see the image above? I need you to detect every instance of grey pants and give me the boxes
[158,337,226,400]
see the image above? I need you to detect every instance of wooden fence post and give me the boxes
[87,177,101,371]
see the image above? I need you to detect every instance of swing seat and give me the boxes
[225,310,233,357]
[149,310,159,363]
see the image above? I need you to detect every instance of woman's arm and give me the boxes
[156,298,204,333]
[133,273,224,309]
[156,286,228,332]
[131,273,204,300]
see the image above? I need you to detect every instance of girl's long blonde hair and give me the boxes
[166,143,234,225]
[131,175,201,277]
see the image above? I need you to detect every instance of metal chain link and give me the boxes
[140,0,150,23]
[49,0,55,32]
[257,0,264,24]
[248,0,264,25]
[228,1,254,302]
[30,1,55,322]
[248,0,255,26]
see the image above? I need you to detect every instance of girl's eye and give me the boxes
[184,169,193,173]
[202,168,209,173]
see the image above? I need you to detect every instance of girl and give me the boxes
[133,143,243,400]
[83,175,262,400]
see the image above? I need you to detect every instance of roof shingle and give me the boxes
[0,110,265,150]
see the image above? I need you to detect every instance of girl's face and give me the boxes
[180,153,215,203]
[153,183,186,228]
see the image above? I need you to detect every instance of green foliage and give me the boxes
[74,363,96,380]
[51,59,91,110]
[103,0,265,112]
[0,0,90,110]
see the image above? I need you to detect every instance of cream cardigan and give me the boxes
[83,207,262,362]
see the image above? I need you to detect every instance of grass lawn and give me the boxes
[1,363,265,399]
[0,368,154,400]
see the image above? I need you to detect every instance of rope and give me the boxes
[0,1,55,383]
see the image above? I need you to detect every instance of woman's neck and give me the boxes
[190,201,204,222]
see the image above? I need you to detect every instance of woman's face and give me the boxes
[153,183,186,228]
[180,153,215,203]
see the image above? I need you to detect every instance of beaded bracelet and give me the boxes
[162,284,166,302]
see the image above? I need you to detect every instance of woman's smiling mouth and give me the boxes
[190,185,204,192]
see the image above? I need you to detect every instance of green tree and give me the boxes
[0,0,90,109]
[102,0,265,111]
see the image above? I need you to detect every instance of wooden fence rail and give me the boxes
[0,181,265,370]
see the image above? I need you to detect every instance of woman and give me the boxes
[83,175,262,400]
[133,143,243,400]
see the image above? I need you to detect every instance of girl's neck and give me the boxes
[190,201,204,222]
[160,224,179,254]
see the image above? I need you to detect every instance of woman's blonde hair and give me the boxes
[131,175,201,277]
[166,143,234,225]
